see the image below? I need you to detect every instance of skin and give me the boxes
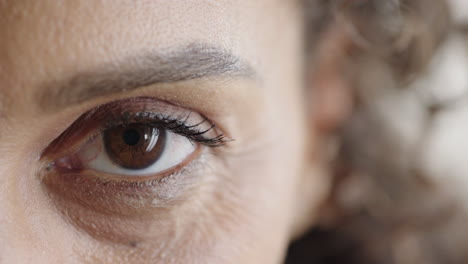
[0,0,329,263]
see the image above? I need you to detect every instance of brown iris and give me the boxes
[104,124,166,170]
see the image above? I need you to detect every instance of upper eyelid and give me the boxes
[107,111,228,146]
[41,97,229,160]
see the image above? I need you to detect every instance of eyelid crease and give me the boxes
[41,97,231,161]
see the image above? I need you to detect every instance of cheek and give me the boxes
[36,152,293,263]
[0,147,79,262]
[218,113,307,261]
[0,117,306,264]
[79,116,305,263]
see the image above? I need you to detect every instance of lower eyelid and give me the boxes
[42,146,205,214]
[40,164,202,243]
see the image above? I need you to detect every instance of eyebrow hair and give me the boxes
[38,44,255,112]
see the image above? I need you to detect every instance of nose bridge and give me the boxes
[0,161,75,264]
[0,187,21,264]
[0,237,26,264]
[0,176,19,264]
[0,209,57,264]
[0,193,45,264]
[0,166,34,264]
[0,243,42,264]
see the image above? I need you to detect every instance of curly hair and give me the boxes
[287,1,468,263]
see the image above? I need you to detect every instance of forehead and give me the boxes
[0,1,246,76]
[0,0,296,74]
[0,0,302,116]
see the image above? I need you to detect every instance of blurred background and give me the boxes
[287,1,468,263]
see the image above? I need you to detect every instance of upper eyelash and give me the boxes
[105,111,231,147]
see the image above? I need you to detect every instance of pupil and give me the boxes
[122,129,141,146]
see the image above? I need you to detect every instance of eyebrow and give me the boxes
[37,44,255,112]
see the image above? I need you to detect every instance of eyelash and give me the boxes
[102,111,229,147]
[40,97,233,218]
[41,97,232,168]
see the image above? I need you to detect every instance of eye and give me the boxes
[39,97,230,242]
[104,124,167,170]
[69,123,198,176]
[45,97,228,178]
